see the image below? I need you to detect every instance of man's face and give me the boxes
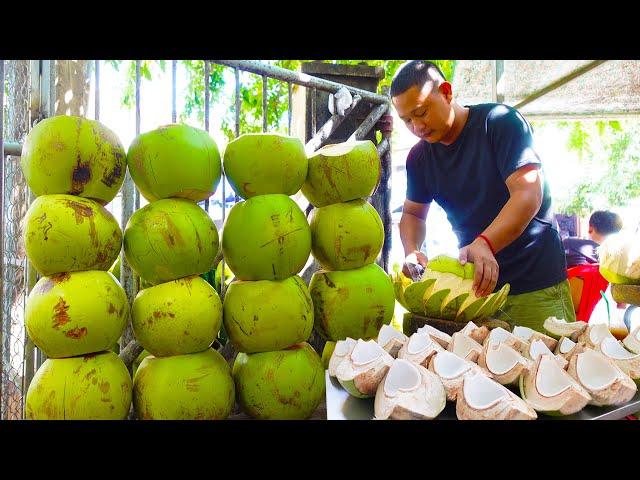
[392,82,454,143]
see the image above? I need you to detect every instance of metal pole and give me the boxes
[287,82,292,136]
[212,60,388,105]
[95,60,100,120]
[172,60,177,123]
[134,60,141,211]
[304,96,361,155]
[0,59,5,413]
[348,103,389,141]
[204,60,210,213]
[262,75,268,132]
[310,88,316,136]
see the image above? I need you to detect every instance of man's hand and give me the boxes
[459,238,499,297]
[403,251,428,279]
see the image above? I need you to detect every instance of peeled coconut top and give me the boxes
[559,337,577,354]
[486,343,524,375]
[536,354,574,397]
[351,340,387,366]
[463,373,507,410]
[383,359,422,397]
[451,333,481,358]
[377,325,407,348]
[600,336,638,360]
[433,351,473,380]
[334,337,357,357]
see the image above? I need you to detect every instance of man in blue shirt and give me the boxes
[391,60,575,331]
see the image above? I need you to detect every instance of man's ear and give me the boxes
[438,81,453,101]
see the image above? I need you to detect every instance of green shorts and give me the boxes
[494,279,576,333]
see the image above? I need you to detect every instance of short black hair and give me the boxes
[589,210,623,235]
[390,61,447,97]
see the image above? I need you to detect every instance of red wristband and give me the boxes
[477,234,496,256]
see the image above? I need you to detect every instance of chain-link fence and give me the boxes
[1,59,31,420]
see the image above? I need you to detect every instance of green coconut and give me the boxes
[221,194,311,281]
[132,275,223,357]
[20,115,126,204]
[24,194,122,276]
[301,140,381,207]
[321,341,336,369]
[133,348,235,420]
[126,124,222,202]
[232,342,325,420]
[223,133,307,199]
[132,349,151,376]
[25,351,132,420]
[223,275,313,353]
[25,271,128,359]
[309,199,384,270]
[310,263,395,341]
[123,198,219,285]
[214,261,234,291]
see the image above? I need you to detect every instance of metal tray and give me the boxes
[325,371,640,420]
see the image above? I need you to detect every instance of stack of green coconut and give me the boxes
[221,133,325,419]
[303,141,396,348]
[124,124,234,420]
[20,115,132,419]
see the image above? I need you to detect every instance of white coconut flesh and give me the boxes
[383,359,422,397]
[449,333,482,361]
[320,142,363,156]
[462,372,508,410]
[529,339,568,369]
[588,324,616,346]
[433,351,473,380]
[460,321,489,343]
[328,337,357,376]
[513,326,534,341]
[543,317,588,338]
[407,332,438,355]
[559,337,576,354]
[416,325,451,348]
[576,349,619,391]
[486,343,525,376]
[536,355,574,397]
[484,327,527,351]
[377,325,407,349]
[351,340,387,367]
[623,327,640,354]
[600,336,638,360]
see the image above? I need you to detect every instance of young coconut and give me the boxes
[456,372,537,420]
[623,326,640,355]
[335,339,394,398]
[377,325,408,358]
[397,331,444,368]
[567,348,637,407]
[447,332,483,363]
[483,327,529,353]
[524,339,568,370]
[542,316,588,341]
[428,350,491,401]
[478,341,531,386]
[598,336,640,385]
[554,336,586,363]
[519,353,591,416]
[576,323,617,349]
[512,325,558,351]
[374,359,447,420]
[460,321,490,344]
[416,325,452,348]
[328,337,357,377]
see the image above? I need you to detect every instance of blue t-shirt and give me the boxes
[406,103,567,295]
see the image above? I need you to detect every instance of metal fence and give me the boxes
[1,59,392,419]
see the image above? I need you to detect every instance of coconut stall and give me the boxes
[2,59,640,421]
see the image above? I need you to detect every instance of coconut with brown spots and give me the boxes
[126,123,222,202]
[301,140,380,207]
[132,275,222,357]
[20,115,125,204]
[232,342,325,419]
[221,194,311,281]
[309,199,384,271]
[25,351,132,420]
[133,348,235,420]
[24,194,122,276]
[310,263,395,341]
[123,198,219,285]
[223,133,307,199]
[223,275,313,353]
[25,271,128,358]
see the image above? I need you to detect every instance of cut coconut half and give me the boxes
[553,336,585,363]
[598,336,640,384]
[542,317,588,341]
[567,348,637,407]
[483,327,529,353]
[416,325,451,348]
[478,341,531,386]
[328,337,357,377]
[577,324,617,349]
[512,326,558,351]
[447,332,483,363]
[397,331,443,368]
[525,339,568,370]
[428,350,490,401]
[460,321,489,344]
[374,359,447,420]
[520,353,591,416]
[335,339,394,398]
[623,326,640,355]
[377,325,408,358]
[456,372,537,420]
